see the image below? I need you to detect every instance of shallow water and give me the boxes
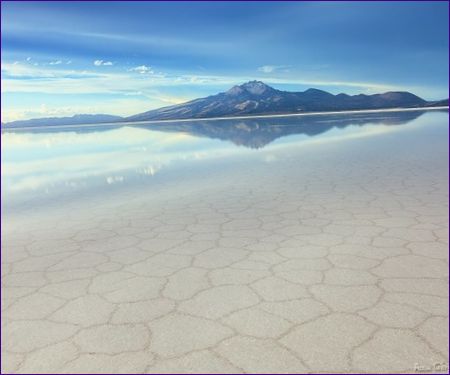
[1,109,449,373]
[2,110,448,213]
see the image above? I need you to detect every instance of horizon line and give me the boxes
[3,106,448,131]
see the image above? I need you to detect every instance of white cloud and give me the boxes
[94,60,113,66]
[129,65,154,74]
[2,67,402,101]
[1,126,239,194]
[1,61,401,96]
[23,57,39,66]
[2,62,56,78]
[258,65,276,73]
[2,104,77,122]
[66,60,72,65]
[258,65,290,73]
[49,60,63,65]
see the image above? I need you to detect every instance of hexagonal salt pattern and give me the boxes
[2,121,448,374]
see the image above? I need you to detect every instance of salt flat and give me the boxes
[1,110,448,373]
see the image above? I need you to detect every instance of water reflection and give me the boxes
[5,110,428,148]
[135,110,427,148]
[1,110,447,209]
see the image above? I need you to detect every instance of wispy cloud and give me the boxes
[2,99,144,123]
[1,62,101,80]
[94,60,113,66]
[24,57,39,66]
[258,65,291,73]
[1,61,403,97]
[129,65,154,74]
[49,60,62,65]
[4,104,77,121]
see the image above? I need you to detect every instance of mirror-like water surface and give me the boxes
[2,110,448,214]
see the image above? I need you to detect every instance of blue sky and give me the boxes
[1,1,448,122]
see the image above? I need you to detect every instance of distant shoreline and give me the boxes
[3,106,448,131]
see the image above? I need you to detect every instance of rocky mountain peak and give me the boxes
[240,80,271,95]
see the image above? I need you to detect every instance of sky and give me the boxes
[1,1,448,122]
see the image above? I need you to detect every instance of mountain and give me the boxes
[2,114,123,128]
[3,82,447,128]
[424,99,449,107]
[125,81,447,122]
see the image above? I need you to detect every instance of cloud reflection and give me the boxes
[1,110,440,199]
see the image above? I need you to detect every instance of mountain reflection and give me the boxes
[2,110,446,207]
[136,110,427,149]
[5,110,430,149]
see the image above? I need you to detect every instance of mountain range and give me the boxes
[2,81,448,127]
[125,81,448,122]
[2,114,122,128]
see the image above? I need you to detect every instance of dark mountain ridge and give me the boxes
[2,81,447,128]
[125,81,448,122]
[2,114,122,128]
